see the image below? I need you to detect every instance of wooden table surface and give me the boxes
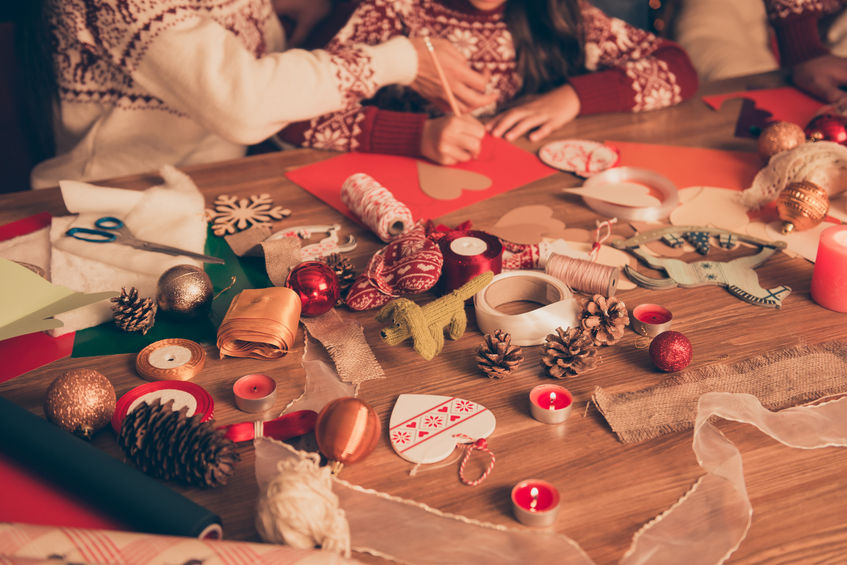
[3,71,847,564]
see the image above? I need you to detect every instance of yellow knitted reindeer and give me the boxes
[376,271,494,360]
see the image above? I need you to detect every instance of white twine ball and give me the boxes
[256,452,351,557]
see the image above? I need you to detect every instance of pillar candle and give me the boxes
[811,224,847,313]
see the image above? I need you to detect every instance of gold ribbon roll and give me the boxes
[136,338,206,381]
[217,287,301,359]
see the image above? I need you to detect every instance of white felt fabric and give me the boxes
[48,166,206,335]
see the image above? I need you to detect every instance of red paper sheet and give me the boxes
[0,212,75,384]
[702,86,823,127]
[0,451,120,530]
[285,135,557,222]
[609,140,762,190]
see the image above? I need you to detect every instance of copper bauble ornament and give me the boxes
[775,180,830,233]
[156,264,213,320]
[757,121,806,160]
[649,331,693,372]
[44,369,116,440]
[804,114,847,145]
[315,397,380,473]
[285,261,341,317]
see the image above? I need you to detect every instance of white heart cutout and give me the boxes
[389,394,496,464]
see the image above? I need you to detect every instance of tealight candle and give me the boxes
[529,384,573,424]
[511,479,561,527]
[630,303,673,337]
[811,224,847,313]
[233,373,277,413]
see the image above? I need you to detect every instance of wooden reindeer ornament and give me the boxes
[377,271,495,360]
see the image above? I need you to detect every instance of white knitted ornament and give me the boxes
[255,452,351,557]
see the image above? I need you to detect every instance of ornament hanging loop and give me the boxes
[455,434,495,486]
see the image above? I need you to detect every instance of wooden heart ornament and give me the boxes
[417,162,492,200]
[389,394,496,464]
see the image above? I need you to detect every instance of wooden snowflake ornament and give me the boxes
[205,194,291,236]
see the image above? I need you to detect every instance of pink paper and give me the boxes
[286,135,557,222]
[702,86,823,126]
[608,140,761,190]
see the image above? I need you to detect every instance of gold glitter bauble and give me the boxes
[758,121,807,160]
[156,264,213,320]
[44,368,116,440]
[776,180,830,233]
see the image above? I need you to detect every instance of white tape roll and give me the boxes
[473,271,579,346]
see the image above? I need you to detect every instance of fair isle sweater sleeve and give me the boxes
[569,4,699,115]
[277,0,429,156]
[763,0,844,66]
[122,13,416,145]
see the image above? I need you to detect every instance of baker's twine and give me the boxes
[456,434,495,487]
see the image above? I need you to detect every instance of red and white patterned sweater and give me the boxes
[278,0,698,157]
[764,0,847,65]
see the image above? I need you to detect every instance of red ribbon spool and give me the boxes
[438,230,503,293]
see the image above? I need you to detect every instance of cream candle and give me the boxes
[511,479,561,527]
[233,374,277,413]
[529,384,573,424]
[811,224,847,313]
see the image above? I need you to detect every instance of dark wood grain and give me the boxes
[3,70,846,565]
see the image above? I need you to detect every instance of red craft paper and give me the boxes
[285,134,557,222]
[0,212,75,384]
[0,451,121,530]
[609,140,761,190]
[702,86,823,127]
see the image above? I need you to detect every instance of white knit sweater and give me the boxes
[31,0,417,189]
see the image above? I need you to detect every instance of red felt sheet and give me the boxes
[285,135,558,223]
[702,86,823,127]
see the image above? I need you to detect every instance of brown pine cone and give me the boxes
[118,398,239,488]
[111,287,157,335]
[580,294,629,346]
[322,253,357,298]
[540,326,598,379]
[476,330,523,378]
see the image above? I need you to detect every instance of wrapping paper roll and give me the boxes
[0,522,361,564]
[341,173,414,242]
[0,397,221,538]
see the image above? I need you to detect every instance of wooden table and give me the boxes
[3,71,847,564]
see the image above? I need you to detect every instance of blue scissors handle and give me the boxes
[65,216,125,242]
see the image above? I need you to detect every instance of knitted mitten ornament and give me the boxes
[376,271,494,360]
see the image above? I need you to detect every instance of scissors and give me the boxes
[66,216,225,264]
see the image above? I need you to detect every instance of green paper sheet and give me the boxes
[0,258,117,341]
[71,227,272,357]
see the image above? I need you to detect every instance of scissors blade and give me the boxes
[131,240,225,264]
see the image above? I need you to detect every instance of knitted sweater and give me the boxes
[31,0,417,189]
[765,0,847,65]
[278,0,698,157]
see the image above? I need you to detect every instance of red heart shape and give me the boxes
[438,406,448,412]
[418,431,428,437]
[406,422,416,428]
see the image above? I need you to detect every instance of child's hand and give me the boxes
[421,115,486,165]
[487,85,580,142]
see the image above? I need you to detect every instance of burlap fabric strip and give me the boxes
[593,340,847,443]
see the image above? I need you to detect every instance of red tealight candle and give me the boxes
[529,384,572,424]
[511,479,561,527]
[811,225,847,313]
[631,303,673,337]
[233,374,277,413]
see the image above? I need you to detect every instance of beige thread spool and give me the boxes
[136,338,206,381]
[545,253,619,297]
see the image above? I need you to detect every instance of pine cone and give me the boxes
[540,327,598,379]
[111,287,157,335]
[118,398,239,488]
[580,294,629,346]
[322,253,357,298]
[476,330,523,378]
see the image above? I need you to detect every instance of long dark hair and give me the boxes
[504,0,584,95]
[16,0,57,162]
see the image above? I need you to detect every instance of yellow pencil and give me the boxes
[423,36,461,116]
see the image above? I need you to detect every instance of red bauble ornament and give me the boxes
[285,261,341,317]
[649,331,693,372]
[804,114,847,145]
